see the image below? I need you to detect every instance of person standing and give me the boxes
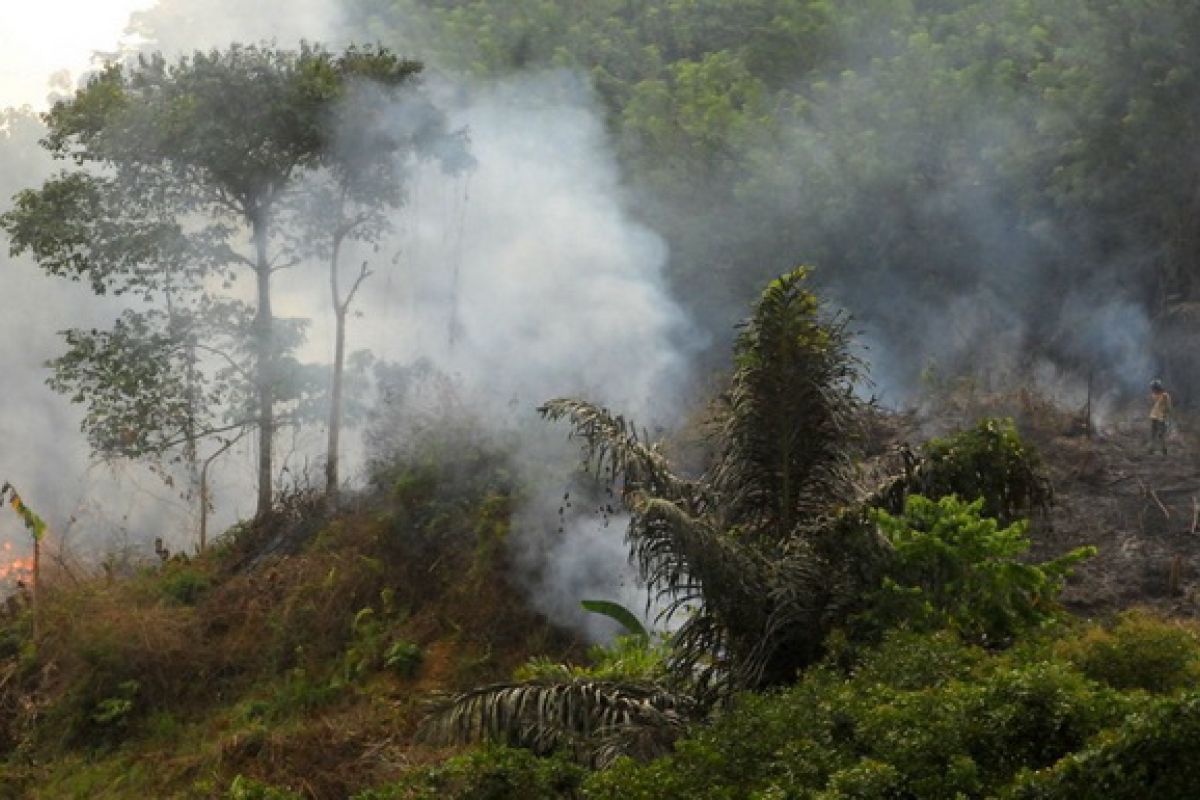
[1150,379,1173,455]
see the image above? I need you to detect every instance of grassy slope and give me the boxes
[0,466,581,799]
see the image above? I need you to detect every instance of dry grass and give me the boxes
[0,473,581,796]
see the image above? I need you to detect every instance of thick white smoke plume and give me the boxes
[1,1,699,638]
[298,71,697,638]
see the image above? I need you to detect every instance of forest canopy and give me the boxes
[322,0,1200,398]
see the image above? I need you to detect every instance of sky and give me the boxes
[0,0,154,110]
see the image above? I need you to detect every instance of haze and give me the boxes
[0,0,153,110]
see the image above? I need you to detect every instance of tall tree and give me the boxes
[2,43,428,518]
[286,64,471,510]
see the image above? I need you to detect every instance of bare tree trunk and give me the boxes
[253,216,275,518]
[199,468,209,552]
[325,222,371,514]
[326,304,347,509]
[325,231,345,511]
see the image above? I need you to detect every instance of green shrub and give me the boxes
[156,564,213,606]
[250,667,343,721]
[864,495,1093,645]
[354,746,584,800]
[584,632,1122,800]
[514,634,669,683]
[1056,610,1200,693]
[227,775,303,800]
[961,661,1118,782]
[339,603,422,682]
[918,418,1052,524]
[383,640,423,678]
[91,680,139,728]
[1006,691,1200,799]
[848,629,985,690]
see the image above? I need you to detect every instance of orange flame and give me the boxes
[0,541,33,586]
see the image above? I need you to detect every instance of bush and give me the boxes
[32,585,206,747]
[863,495,1093,645]
[583,631,1124,799]
[249,667,344,722]
[354,746,584,800]
[384,640,423,678]
[156,564,213,606]
[227,775,303,800]
[847,629,985,690]
[918,418,1052,524]
[1007,691,1200,799]
[1055,610,1200,693]
[514,634,670,683]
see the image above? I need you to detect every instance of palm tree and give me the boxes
[427,269,1051,760]
[426,269,888,748]
[540,267,882,695]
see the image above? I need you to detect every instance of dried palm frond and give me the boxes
[538,399,704,510]
[423,679,692,767]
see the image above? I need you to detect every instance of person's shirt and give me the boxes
[1151,391,1173,421]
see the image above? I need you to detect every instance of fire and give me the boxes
[0,541,33,585]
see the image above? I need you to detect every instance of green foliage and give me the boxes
[339,0,1200,398]
[865,495,1092,646]
[354,746,584,800]
[1055,611,1200,693]
[846,629,986,691]
[1,43,453,517]
[227,775,303,800]
[155,563,213,606]
[580,600,650,641]
[339,605,422,682]
[246,667,344,723]
[384,640,424,678]
[583,636,671,684]
[583,630,1130,799]
[91,680,139,729]
[338,601,423,681]
[514,634,670,684]
[542,267,869,699]
[1006,692,1200,799]
[917,419,1053,524]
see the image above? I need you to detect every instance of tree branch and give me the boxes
[155,419,256,453]
[191,342,253,383]
[340,260,374,315]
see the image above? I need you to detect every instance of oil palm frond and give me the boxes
[424,679,693,767]
[710,268,865,541]
[538,398,702,509]
[624,494,763,617]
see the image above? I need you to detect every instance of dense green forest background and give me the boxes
[292,0,1200,399]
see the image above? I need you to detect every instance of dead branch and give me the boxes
[1138,478,1171,521]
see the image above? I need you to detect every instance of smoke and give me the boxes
[3,0,1185,633]
[123,0,350,57]
[0,111,192,573]
[301,70,697,638]
[0,1,704,637]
